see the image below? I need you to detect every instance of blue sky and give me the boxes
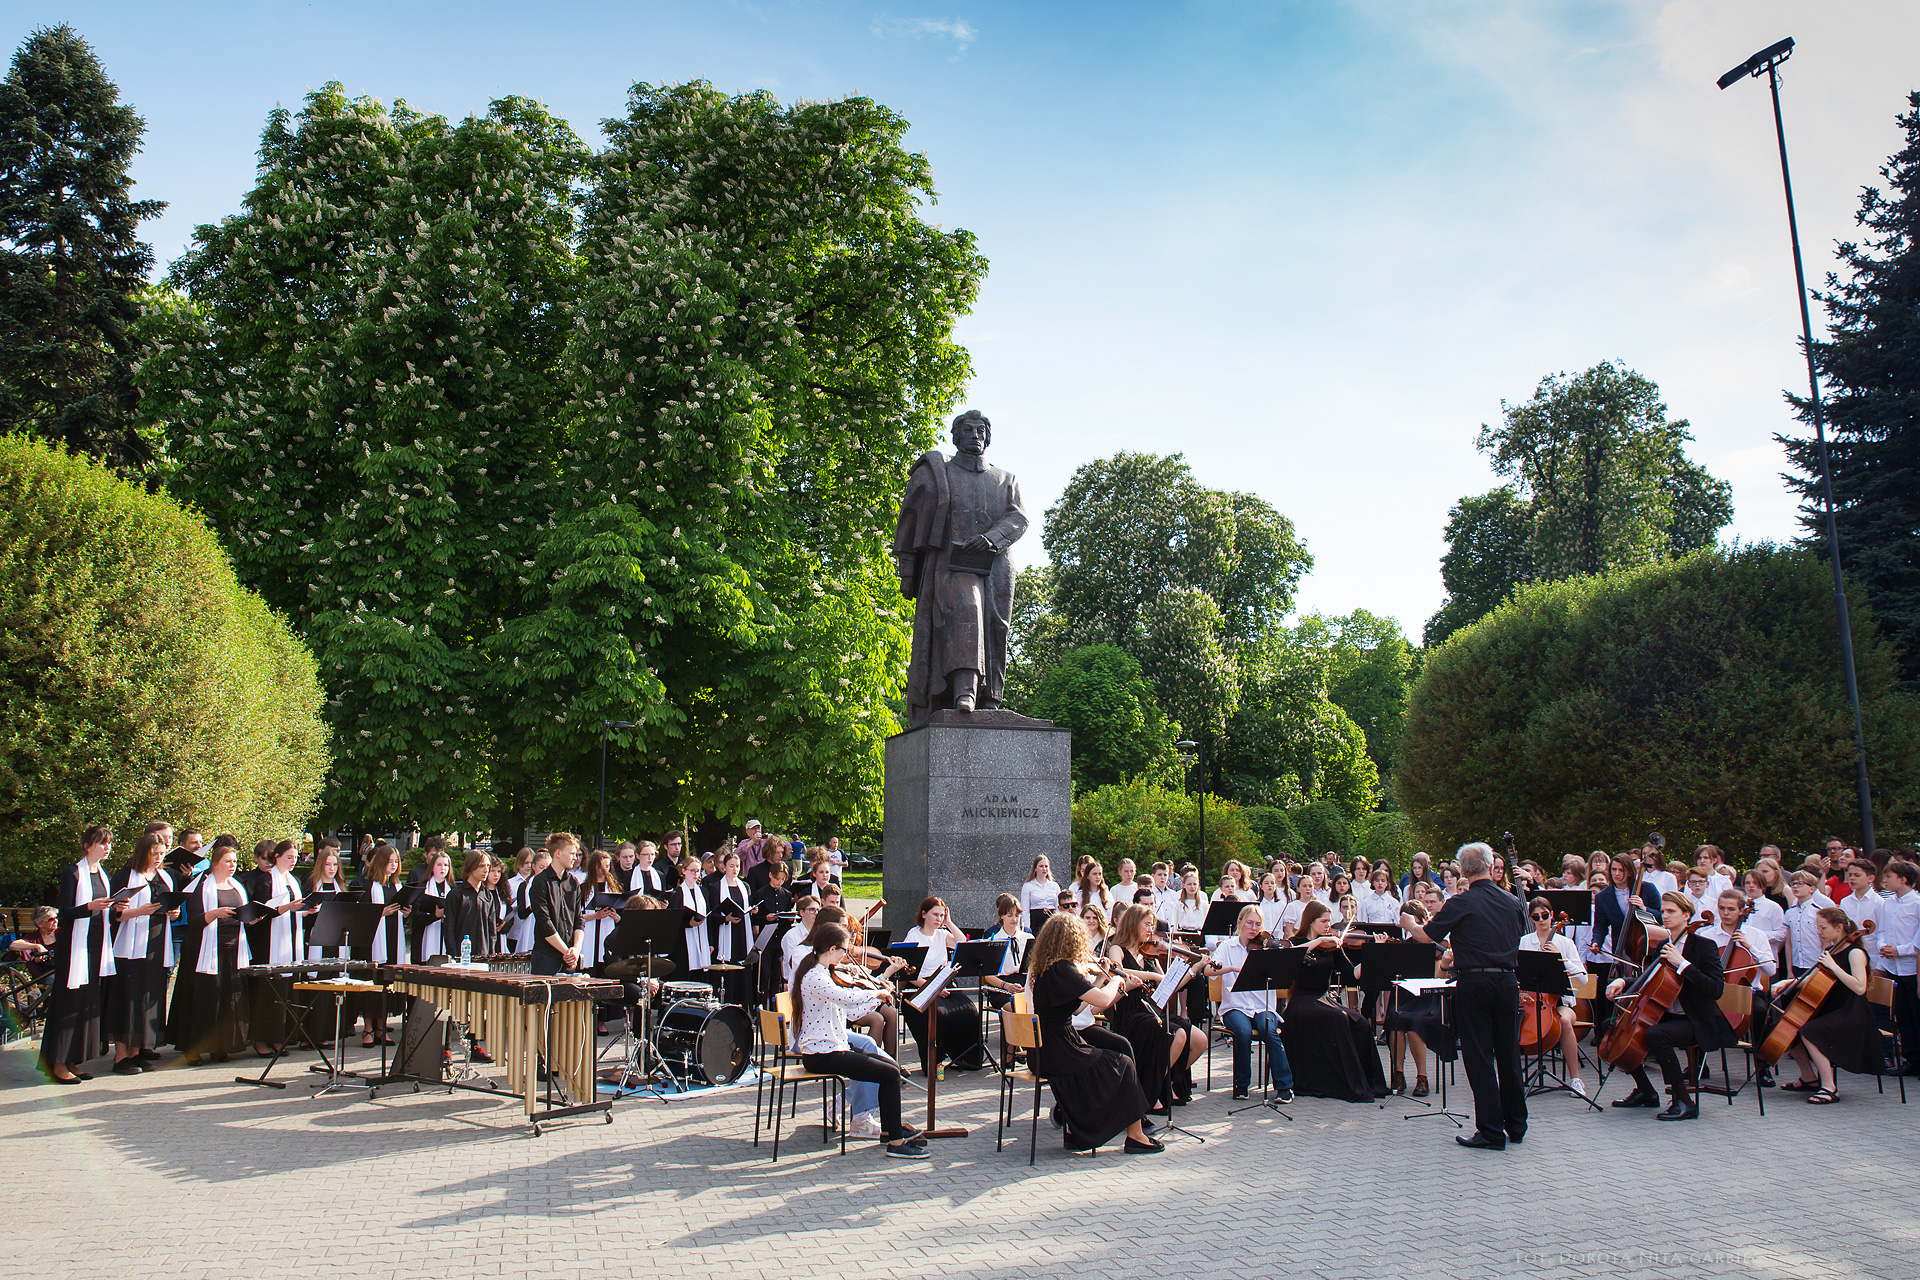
[18,1,1919,636]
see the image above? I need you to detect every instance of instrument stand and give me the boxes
[1223,947,1298,1126]
[234,959,344,1090]
[1401,982,1469,1127]
[605,910,692,1104]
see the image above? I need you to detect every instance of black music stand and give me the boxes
[1225,947,1300,1121]
[1395,976,1468,1126]
[1543,890,1592,925]
[951,939,1010,1072]
[606,908,692,1100]
[1201,900,1246,939]
[1518,950,1600,1110]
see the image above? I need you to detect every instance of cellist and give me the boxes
[1518,896,1589,1099]
[1604,892,1733,1121]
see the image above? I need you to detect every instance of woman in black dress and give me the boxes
[348,842,408,1046]
[1025,913,1161,1153]
[39,826,117,1083]
[1771,905,1877,1104]
[106,832,173,1074]
[1103,904,1207,1112]
[1282,901,1390,1102]
[170,844,252,1064]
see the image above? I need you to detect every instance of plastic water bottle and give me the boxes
[461,936,472,966]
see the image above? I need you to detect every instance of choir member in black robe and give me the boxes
[39,827,117,1082]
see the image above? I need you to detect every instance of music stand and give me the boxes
[606,908,693,1099]
[1394,977,1468,1126]
[1225,947,1299,1121]
[1201,900,1246,939]
[950,939,1012,1072]
[1543,890,1592,925]
[1518,950,1599,1110]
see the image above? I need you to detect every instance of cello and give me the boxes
[1757,919,1872,1065]
[1599,910,1715,1072]
[1519,912,1573,1055]
[1714,902,1762,1036]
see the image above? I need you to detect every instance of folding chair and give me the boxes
[1693,983,1762,1114]
[752,1005,848,1160]
[1868,974,1907,1104]
[996,1007,1062,1165]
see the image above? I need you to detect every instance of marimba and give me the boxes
[379,963,621,1132]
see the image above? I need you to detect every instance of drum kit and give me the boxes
[602,963,753,1095]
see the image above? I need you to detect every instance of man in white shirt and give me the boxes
[1875,859,1920,1076]
[1783,871,1836,975]
[1641,848,1677,899]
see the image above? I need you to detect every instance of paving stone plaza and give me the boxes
[4,1026,1913,1280]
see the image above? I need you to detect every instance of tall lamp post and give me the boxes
[1176,739,1205,885]
[599,720,635,856]
[1718,37,1877,855]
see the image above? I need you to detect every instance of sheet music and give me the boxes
[910,961,956,1011]
[1394,977,1454,995]
[1152,958,1192,1009]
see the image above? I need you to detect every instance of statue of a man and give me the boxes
[893,410,1029,724]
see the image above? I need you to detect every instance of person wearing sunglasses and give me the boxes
[1518,896,1589,1098]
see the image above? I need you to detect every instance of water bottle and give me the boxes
[461,935,472,966]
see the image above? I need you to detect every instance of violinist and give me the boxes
[1105,905,1207,1112]
[1518,896,1589,1099]
[1767,906,1875,1104]
[1604,891,1731,1121]
[812,905,905,1060]
[1701,889,1775,993]
[789,924,927,1159]
[1284,901,1391,1103]
[981,894,1032,1006]
[1210,904,1294,1102]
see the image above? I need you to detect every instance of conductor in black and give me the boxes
[1402,841,1527,1149]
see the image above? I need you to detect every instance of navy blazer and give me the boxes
[1591,884,1661,959]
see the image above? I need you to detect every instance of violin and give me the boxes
[1143,935,1211,965]
[847,898,885,950]
[830,954,905,993]
[1759,919,1872,1065]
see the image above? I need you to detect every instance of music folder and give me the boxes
[237,900,279,925]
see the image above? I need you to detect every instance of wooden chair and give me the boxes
[1867,974,1907,1104]
[1206,975,1224,1090]
[751,1006,848,1161]
[996,1008,1066,1166]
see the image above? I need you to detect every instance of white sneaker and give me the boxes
[1570,1078,1587,1098]
[849,1109,884,1138]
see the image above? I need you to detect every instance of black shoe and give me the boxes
[1230,1091,1250,1101]
[1656,1098,1699,1121]
[883,1141,930,1160]
[1123,1137,1166,1154]
[1456,1131,1506,1150]
[1611,1088,1659,1109]
[1274,1089,1294,1104]
[135,1049,160,1063]
[1506,1129,1526,1145]
[112,1059,145,1075]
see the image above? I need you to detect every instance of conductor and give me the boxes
[1401,841,1527,1150]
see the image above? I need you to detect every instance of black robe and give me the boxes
[39,862,111,1070]
[443,882,500,961]
[168,884,249,1059]
[103,866,168,1050]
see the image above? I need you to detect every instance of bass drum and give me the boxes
[654,998,752,1086]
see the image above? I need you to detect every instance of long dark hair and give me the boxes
[789,923,850,1047]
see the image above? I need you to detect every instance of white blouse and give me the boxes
[794,965,880,1054]
[1020,879,1061,915]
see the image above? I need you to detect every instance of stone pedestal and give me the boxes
[881,710,1072,935]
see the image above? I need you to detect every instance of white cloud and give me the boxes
[871,14,978,57]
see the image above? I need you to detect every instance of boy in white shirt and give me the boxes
[1783,871,1835,976]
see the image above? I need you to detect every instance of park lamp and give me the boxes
[1174,741,1206,882]
[598,720,637,855]
[1716,35,1877,857]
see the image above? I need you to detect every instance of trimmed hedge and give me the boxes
[1396,545,1920,860]
[0,436,330,899]
[1245,806,1303,861]
[1290,799,1352,858]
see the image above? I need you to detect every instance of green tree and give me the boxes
[1294,609,1418,778]
[0,434,328,899]
[141,86,587,835]
[1351,811,1417,875]
[1070,778,1255,875]
[1243,806,1303,860]
[494,82,985,836]
[1397,545,1920,857]
[1136,585,1239,744]
[1290,798,1352,858]
[1029,644,1177,791]
[1783,92,1920,683]
[0,25,164,471]
[1004,563,1065,712]
[1044,452,1311,651]
[1426,364,1733,646]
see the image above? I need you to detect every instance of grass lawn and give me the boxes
[840,871,883,901]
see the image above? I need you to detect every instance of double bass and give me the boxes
[1599,910,1715,1072]
[1758,919,1873,1065]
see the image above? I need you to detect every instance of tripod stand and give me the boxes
[1519,949,1601,1112]
[1223,945,1298,1123]
[602,908,687,1101]
[1397,978,1470,1127]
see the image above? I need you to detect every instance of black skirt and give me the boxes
[1284,993,1389,1102]
[103,956,165,1049]
[1108,995,1177,1108]
[170,968,250,1059]
[39,979,104,1068]
[1030,965,1148,1148]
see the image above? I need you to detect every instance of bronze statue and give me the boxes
[893,410,1030,724]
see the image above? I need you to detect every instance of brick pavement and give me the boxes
[1,1031,1914,1280]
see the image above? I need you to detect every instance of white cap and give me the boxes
[745,818,762,830]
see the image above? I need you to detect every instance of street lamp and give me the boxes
[600,720,636,856]
[1176,739,1205,885]
[1718,37,1877,855]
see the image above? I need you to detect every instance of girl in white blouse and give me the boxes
[1020,856,1061,932]
[790,924,926,1159]
[1174,872,1207,933]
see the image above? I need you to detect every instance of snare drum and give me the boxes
[659,980,713,1004]
[653,999,752,1086]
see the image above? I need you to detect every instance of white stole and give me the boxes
[196,876,252,975]
[67,859,116,990]
[420,878,448,957]
[111,867,172,966]
[369,882,409,964]
[681,884,711,970]
[715,880,747,962]
[267,867,303,965]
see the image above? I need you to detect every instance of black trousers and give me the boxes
[1889,973,1919,1071]
[1454,971,1527,1141]
[801,1049,906,1139]
[1632,1013,1700,1093]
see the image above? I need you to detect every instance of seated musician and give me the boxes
[1768,905,1876,1104]
[1604,891,1733,1121]
[790,924,927,1159]
[898,896,968,1073]
[1384,899,1450,1096]
[781,896,820,991]
[812,904,904,1059]
[1518,895,1589,1099]
[981,894,1031,1007]
[1210,904,1294,1102]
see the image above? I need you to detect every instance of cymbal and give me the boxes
[605,957,678,978]
[705,963,745,972]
